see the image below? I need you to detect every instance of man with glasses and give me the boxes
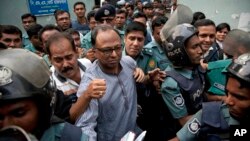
[75,25,144,141]
[54,9,72,31]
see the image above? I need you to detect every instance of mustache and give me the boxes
[61,67,73,73]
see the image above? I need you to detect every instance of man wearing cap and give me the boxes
[81,4,125,53]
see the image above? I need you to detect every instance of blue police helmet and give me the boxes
[0,48,56,115]
[227,53,250,83]
[163,23,197,68]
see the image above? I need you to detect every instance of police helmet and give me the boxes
[163,23,197,67]
[227,53,250,83]
[0,49,56,117]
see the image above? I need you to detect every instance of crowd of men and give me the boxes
[0,0,250,141]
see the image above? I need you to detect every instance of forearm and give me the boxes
[178,115,193,126]
[69,93,91,122]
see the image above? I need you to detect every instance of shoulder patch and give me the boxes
[0,66,13,86]
[188,118,201,134]
[148,59,156,69]
[173,94,184,107]
[142,48,153,56]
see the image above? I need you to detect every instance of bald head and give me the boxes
[223,29,250,59]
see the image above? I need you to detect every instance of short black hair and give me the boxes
[0,25,22,39]
[54,9,70,20]
[21,13,37,22]
[87,10,96,22]
[125,21,147,37]
[194,19,215,28]
[132,12,147,21]
[73,1,85,9]
[152,16,168,32]
[216,23,231,32]
[191,12,206,25]
[27,24,43,39]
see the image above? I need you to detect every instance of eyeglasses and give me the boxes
[98,18,114,24]
[95,45,122,56]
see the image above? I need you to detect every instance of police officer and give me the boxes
[81,4,119,51]
[172,52,250,141]
[0,49,89,141]
[124,21,168,141]
[144,16,170,71]
[201,29,250,102]
[160,23,205,139]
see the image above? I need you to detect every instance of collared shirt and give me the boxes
[161,66,194,118]
[81,31,92,50]
[76,56,139,141]
[203,46,214,58]
[122,48,156,73]
[22,33,31,48]
[51,58,91,95]
[144,40,171,70]
[24,43,37,53]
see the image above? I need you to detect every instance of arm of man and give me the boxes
[161,77,190,125]
[70,79,106,122]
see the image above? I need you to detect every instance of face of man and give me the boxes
[197,25,216,52]
[126,7,133,17]
[89,17,97,30]
[0,33,22,48]
[49,38,79,80]
[97,16,115,27]
[225,77,250,119]
[153,25,163,45]
[143,8,154,18]
[71,33,81,48]
[94,29,122,73]
[30,35,43,50]
[22,16,36,31]
[185,35,203,65]
[0,99,39,133]
[124,31,145,59]
[216,27,229,42]
[115,13,126,29]
[56,12,71,31]
[74,4,86,18]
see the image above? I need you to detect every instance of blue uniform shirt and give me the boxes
[161,66,193,118]
[177,104,239,141]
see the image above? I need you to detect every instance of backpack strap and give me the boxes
[60,122,82,141]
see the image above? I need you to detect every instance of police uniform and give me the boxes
[177,102,239,141]
[122,47,157,73]
[206,59,232,96]
[22,33,31,48]
[41,121,89,141]
[144,40,171,70]
[162,66,206,117]
[81,31,92,50]
[24,43,36,53]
